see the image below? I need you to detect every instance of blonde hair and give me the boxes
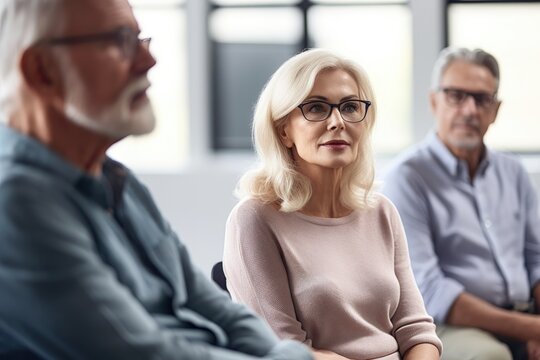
[236,48,377,212]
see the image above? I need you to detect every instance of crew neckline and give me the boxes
[292,209,359,226]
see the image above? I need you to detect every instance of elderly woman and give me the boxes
[223,49,442,360]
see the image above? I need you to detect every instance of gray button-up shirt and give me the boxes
[382,132,540,324]
[0,124,312,360]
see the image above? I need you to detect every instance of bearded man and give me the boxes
[0,1,314,359]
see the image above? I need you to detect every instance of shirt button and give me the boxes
[485,219,492,228]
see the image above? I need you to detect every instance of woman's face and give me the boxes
[279,68,365,175]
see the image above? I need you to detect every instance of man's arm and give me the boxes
[0,177,311,360]
[130,177,312,360]
[534,283,540,311]
[383,163,540,343]
[447,292,540,342]
[177,238,312,360]
[521,167,540,304]
[381,165,464,323]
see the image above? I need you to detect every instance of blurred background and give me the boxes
[109,0,540,274]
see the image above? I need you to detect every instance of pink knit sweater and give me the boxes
[223,195,442,360]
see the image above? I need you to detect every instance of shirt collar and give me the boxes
[477,148,491,176]
[425,131,491,179]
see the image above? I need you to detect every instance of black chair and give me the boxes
[211,261,229,296]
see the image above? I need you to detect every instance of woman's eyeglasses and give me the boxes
[297,99,371,123]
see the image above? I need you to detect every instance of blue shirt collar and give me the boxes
[425,131,491,179]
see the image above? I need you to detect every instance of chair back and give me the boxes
[211,261,229,296]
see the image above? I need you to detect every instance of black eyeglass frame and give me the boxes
[34,26,151,60]
[297,99,372,123]
[438,87,498,109]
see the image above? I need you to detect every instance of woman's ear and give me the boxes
[277,121,294,148]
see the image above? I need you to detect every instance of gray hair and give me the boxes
[0,0,64,122]
[430,47,500,92]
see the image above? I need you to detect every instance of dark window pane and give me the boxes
[212,43,299,149]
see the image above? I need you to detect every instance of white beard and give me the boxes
[448,135,481,151]
[60,57,156,139]
[448,117,482,151]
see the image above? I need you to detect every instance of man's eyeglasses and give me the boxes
[34,26,151,61]
[439,87,497,109]
[297,99,371,123]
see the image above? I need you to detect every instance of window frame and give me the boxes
[208,0,412,153]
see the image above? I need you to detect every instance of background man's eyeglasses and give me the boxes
[439,87,497,109]
[35,26,151,61]
[297,99,371,123]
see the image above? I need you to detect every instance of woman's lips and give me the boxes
[320,140,350,150]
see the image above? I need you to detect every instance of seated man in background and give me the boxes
[382,47,540,360]
[0,1,313,359]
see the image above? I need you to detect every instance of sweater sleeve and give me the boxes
[385,198,443,356]
[223,200,311,346]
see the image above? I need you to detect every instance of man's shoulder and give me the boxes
[383,143,433,182]
[488,149,526,171]
[485,150,534,191]
[0,161,67,196]
[0,162,92,246]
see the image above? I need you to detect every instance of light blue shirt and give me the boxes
[381,132,540,324]
[0,124,312,360]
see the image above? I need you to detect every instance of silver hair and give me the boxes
[0,0,64,122]
[430,47,500,92]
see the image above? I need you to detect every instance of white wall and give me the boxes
[138,161,249,275]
